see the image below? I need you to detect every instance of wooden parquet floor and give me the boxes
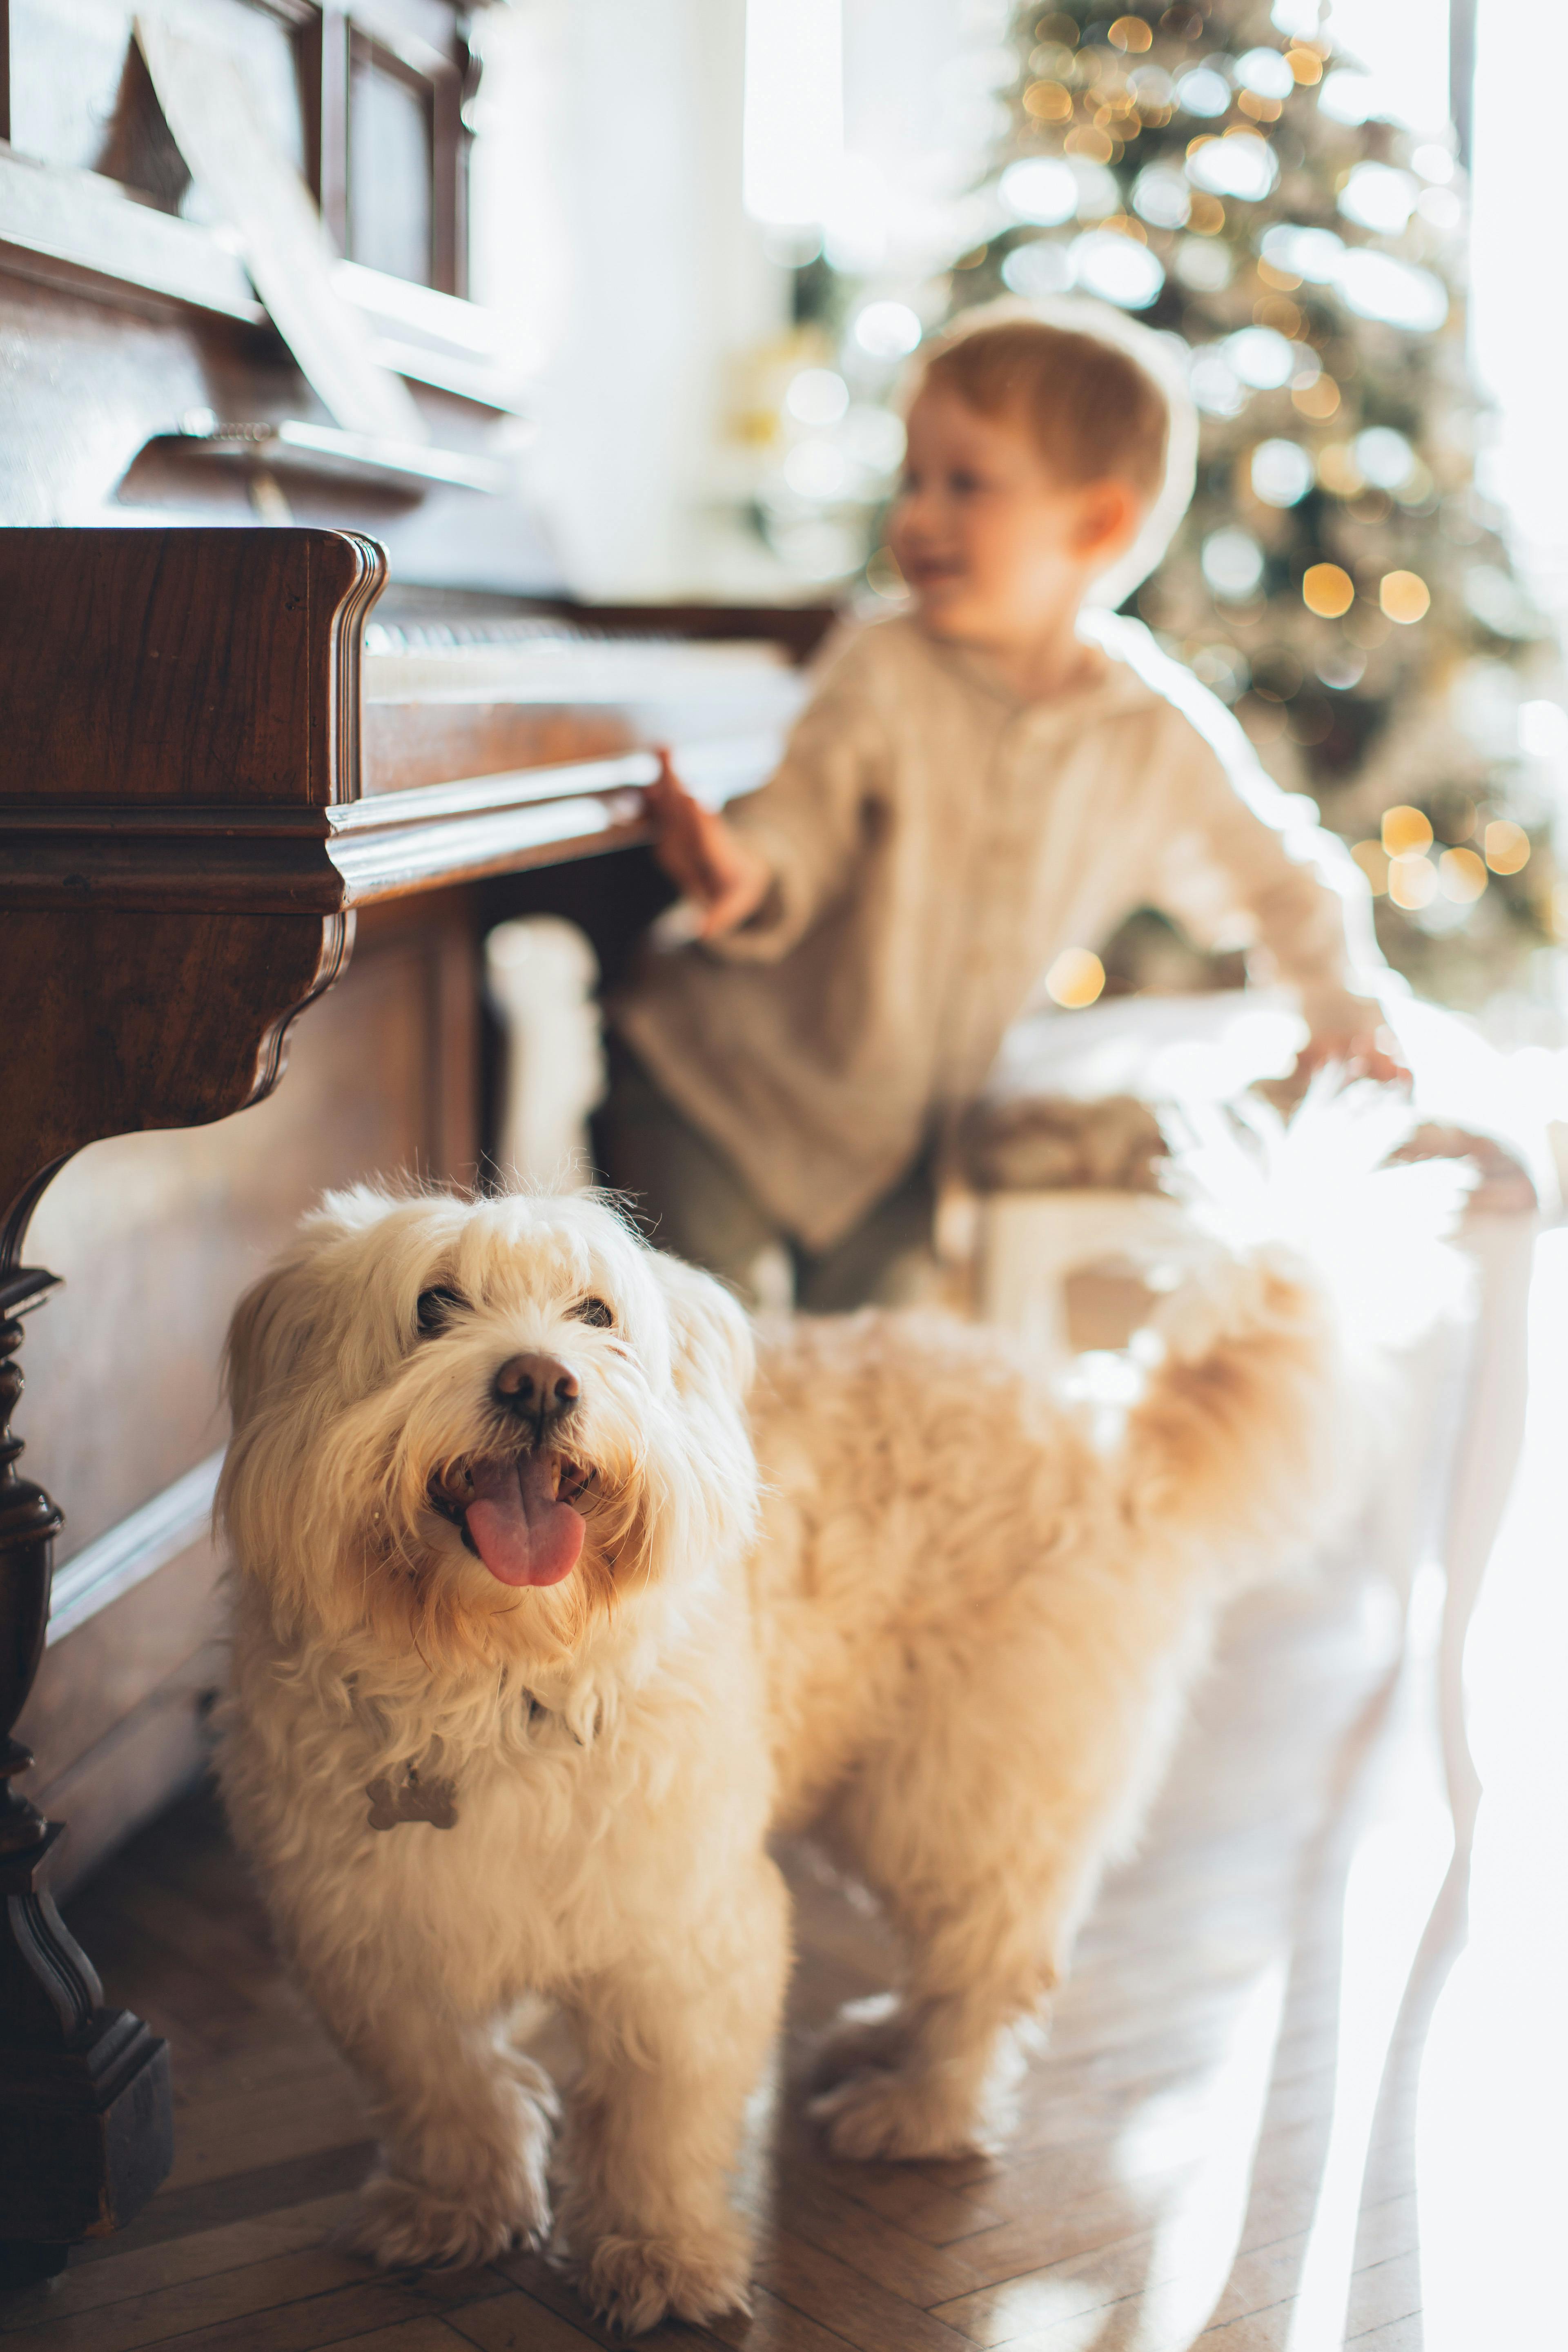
[0,1547,1451,2352]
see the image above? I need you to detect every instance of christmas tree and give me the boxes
[778,0,1561,1011]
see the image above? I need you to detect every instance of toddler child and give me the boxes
[601,301,1398,1308]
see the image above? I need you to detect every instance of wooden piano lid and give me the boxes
[0,525,813,919]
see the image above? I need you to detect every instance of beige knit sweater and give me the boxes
[615,610,1385,1252]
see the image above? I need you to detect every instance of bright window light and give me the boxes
[743,0,843,227]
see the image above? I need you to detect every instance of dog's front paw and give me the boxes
[808,2067,997,2163]
[341,2166,550,2270]
[577,2224,752,2336]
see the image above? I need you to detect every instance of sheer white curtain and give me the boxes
[1331,0,1568,638]
[1468,0,1568,636]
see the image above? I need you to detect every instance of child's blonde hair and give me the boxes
[914,310,1170,501]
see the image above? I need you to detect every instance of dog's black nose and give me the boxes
[494,1352,579,1424]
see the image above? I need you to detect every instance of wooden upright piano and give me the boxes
[0,0,829,2281]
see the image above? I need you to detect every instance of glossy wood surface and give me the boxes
[0,528,378,810]
[0,909,348,1258]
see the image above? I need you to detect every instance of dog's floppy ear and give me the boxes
[223,1250,323,1433]
[644,1250,755,1406]
[225,1189,404,1431]
[634,1247,759,1575]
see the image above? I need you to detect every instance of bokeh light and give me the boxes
[1303,563,1355,617]
[1128,64,1174,109]
[1383,805,1434,856]
[1175,239,1235,294]
[1411,142,1455,183]
[1175,67,1230,118]
[1380,570,1432,624]
[1070,229,1165,309]
[1045,948,1107,1008]
[1317,648,1365,689]
[1337,162,1418,235]
[1203,528,1267,600]
[1485,821,1532,875]
[1520,699,1568,757]
[783,441,848,499]
[1002,241,1072,296]
[1354,428,1417,492]
[1316,443,1364,499]
[1335,250,1448,332]
[1069,161,1122,220]
[1439,848,1488,903]
[1261,222,1345,284]
[785,368,849,426]
[1000,157,1078,224]
[1317,69,1381,126]
[1293,376,1341,420]
[1186,133,1279,203]
[1251,438,1314,507]
[1235,46,1295,100]
[1022,79,1074,122]
[1388,852,1437,909]
[853,301,922,359]
[1418,185,1463,230]
[840,405,906,474]
[1109,15,1153,52]
[1225,325,1295,389]
[1131,165,1192,229]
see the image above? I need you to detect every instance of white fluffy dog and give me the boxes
[216,1104,1448,2334]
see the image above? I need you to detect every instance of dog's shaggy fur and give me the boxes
[216,1123,1438,2334]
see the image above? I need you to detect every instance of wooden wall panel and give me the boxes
[36,1671,217,1896]
[20,1537,224,1786]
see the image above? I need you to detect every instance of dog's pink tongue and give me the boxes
[465,1455,584,1588]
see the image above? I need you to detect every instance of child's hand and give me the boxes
[646,751,773,939]
[1296,1015,1410,1086]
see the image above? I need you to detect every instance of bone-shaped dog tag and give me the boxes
[365,1766,458,1831]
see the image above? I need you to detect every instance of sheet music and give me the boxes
[136,12,428,446]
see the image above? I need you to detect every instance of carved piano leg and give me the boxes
[0,1271,173,2290]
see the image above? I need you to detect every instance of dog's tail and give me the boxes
[1119,1080,1468,1574]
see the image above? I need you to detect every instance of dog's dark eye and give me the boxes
[570,1296,614,1328]
[416,1286,468,1336]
